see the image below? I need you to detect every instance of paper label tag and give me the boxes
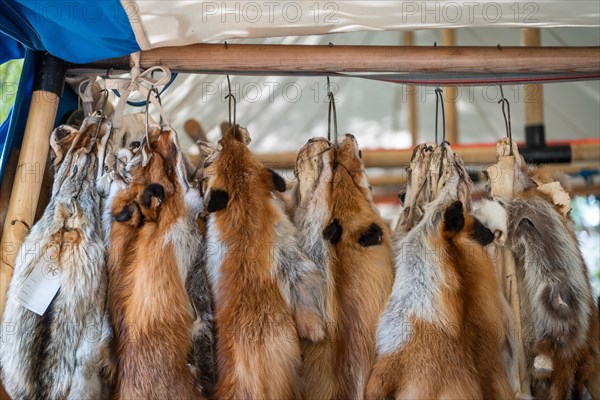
[16,247,61,316]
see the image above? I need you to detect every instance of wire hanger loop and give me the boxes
[498,85,513,155]
[224,75,237,137]
[434,88,446,144]
[327,76,339,145]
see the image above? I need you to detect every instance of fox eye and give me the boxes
[358,150,362,159]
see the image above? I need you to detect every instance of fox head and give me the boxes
[293,137,333,208]
[111,126,190,225]
[203,125,286,214]
[50,114,111,167]
[334,134,371,201]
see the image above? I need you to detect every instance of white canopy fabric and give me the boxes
[123,1,600,50]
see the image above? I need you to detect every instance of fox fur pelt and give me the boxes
[203,125,325,398]
[500,189,600,399]
[366,143,512,399]
[292,134,395,398]
[108,127,204,399]
[0,116,113,399]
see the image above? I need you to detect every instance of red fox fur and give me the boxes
[293,135,395,398]
[203,126,325,399]
[366,145,512,399]
[108,127,203,399]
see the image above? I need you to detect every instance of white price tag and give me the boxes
[16,247,61,316]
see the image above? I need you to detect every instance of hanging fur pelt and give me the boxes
[186,140,219,399]
[0,116,113,399]
[366,143,513,399]
[108,127,204,399]
[203,125,326,398]
[498,189,600,400]
[292,134,395,399]
[394,142,436,241]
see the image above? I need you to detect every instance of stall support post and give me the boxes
[0,53,66,315]
[522,28,546,147]
[404,31,419,145]
[441,29,459,144]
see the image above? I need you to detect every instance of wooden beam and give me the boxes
[364,161,600,187]
[441,30,459,144]
[71,44,600,75]
[248,143,600,169]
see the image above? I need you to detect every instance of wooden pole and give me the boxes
[404,32,419,145]
[522,29,546,147]
[242,142,600,169]
[441,30,458,144]
[0,54,65,316]
[70,44,600,75]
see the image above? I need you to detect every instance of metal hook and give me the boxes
[326,76,339,145]
[224,75,237,137]
[434,88,446,144]
[498,85,513,155]
[144,87,158,143]
[87,89,109,152]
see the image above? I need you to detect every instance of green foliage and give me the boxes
[0,59,24,124]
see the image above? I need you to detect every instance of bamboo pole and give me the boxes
[0,54,65,316]
[441,30,458,144]
[242,142,600,169]
[70,44,600,75]
[404,32,419,145]
[522,29,545,128]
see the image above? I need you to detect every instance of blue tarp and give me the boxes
[0,0,140,182]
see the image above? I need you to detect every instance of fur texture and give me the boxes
[394,143,436,241]
[501,190,600,400]
[203,126,325,398]
[0,116,113,399]
[292,135,395,399]
[366,144,512,399]
[108,127,204,399]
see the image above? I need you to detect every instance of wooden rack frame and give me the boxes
[2,44,600,318]
[69,44,600,75]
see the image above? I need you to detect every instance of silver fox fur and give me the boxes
[0,116,113,399]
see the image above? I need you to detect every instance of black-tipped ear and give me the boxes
[141,183,165,209]
[358,223,383,247]
[471,218,495,246]
[207,189,229,213]
[114,205,134,222]
[443,201,464,233]
[270,169,287,192]
[323,219,342,245]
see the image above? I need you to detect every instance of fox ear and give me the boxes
[358,223,383,247]
[443,201,465,233]
[50,125,79,166]
[113,202,144,227]
[141,183,165,209]
[471,218,495,246]
[114,205,134,222]
[269,169,287,193]
[207,189,229,213]
[323,219,342,245]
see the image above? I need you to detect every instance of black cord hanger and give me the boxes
[498,85,513,155]
[225,75,237,138]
